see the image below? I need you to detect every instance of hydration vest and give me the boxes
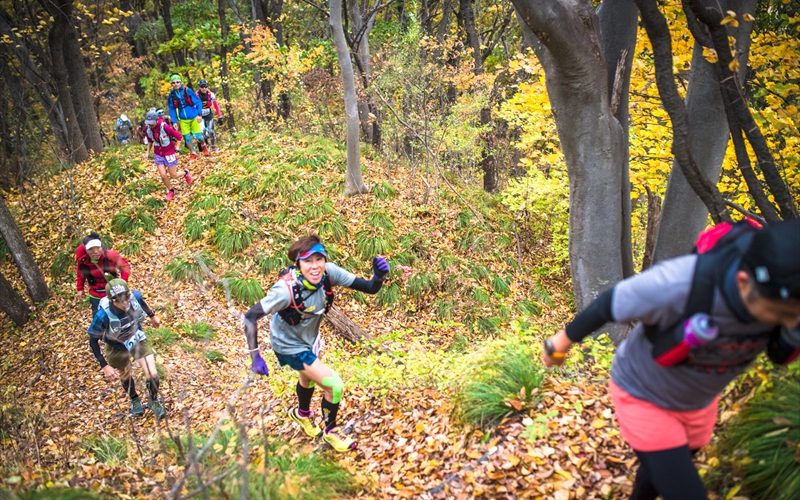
[276,267,334,326]
[98,294,147,345]
[170,87,194,111]
[199,90,214,109]
[146,121,171,147]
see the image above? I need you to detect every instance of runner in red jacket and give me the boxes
[75,232,131,314]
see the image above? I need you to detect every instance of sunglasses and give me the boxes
[200,85,208,88]
[112,292,131,302]
[171,81,181,85]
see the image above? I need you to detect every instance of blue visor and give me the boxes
[297,242,327,261]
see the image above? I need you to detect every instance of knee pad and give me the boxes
[321,371,344,404]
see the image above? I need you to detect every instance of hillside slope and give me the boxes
[0,128,636,498]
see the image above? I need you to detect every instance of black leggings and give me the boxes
[631,446,706,500]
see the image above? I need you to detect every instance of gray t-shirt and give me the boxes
[259,262,355,355]
[611,255,773,410]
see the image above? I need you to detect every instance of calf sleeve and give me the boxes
[296,382,314,413]
[121,378,138,400]
[633,447,707,500]
[321,371,344,404]
[146,377,160,401]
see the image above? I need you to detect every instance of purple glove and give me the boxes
[372,256,390,279]
[251,352,269,376]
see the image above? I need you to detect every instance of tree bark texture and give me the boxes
[512,0,626,325]
[48,21,89,164]
[51,0,103,154]
[654,0,759,262]
[218,0,236,130]
[0,271,29,326]
[160,0,186,67]
[0,197,49,303]
[324,305,371,343]
[686,0,796,220]
[347,0,381,146]
[598,0,637,277]
[330,0,368,195]
[634,0,730,224]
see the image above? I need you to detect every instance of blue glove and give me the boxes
[251,352,269,376]
[372,256,390,279]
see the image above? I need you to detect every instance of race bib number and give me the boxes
[312,335,324,357]
[202,108,211,116]
[124,329,147,352]
[165,154,177,162]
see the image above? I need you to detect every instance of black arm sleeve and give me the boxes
[565,288,616,342]
[89,336,108,368]
[243,302,267,359]
[137,294,155,317]
[349,276,385,294]
[766,327,800,365]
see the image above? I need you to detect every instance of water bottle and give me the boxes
[653,313,718,367]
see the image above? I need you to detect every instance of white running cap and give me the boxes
[85,239,102,250]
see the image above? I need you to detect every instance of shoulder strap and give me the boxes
[322,273,334,313]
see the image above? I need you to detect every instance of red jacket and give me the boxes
[75,245,131,298]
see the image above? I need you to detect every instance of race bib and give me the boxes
[165,154,177,162]
[312,334,324,357]
[124,329,147,352]
[202,108,211,116]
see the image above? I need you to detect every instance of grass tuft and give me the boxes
[372,180,398,200]
[82,435,127,466]
[214,220,256,257]
[456,339,545,427]
[318,217,348,241]
[225,275,265,306]
[111,206,157,234]
[182,322,216,342]
[355,230,393,260]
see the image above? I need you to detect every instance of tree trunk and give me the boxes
[160,0,185,67]
[121,0,147,57]
[324,305,371,343]
[48,21,89,164]
[512,0,626,341]
[598,0,637,278]
[330,0,368,195]
[0,197,49,303]
[218,0,236,130]
[347,0,380,146]
[53,0,103,154]
[0,271,29,326]
[653,0,757,262]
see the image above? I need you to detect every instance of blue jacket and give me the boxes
[167,85,202,123]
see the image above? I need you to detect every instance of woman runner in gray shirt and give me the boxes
[242,234,390,452]
[542,219,800,499]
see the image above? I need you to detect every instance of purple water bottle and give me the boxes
[684,313,718,347]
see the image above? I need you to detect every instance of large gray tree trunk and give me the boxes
[512,1,626,331]
[48,21,89,164]
[330,0,368,195]
[598,0,637,277]
[0,271,29,326]
[653,0,756,262]
[0,197,49,303]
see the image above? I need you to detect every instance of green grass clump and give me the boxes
[406,272,438,303]
[192,193,222,210]
[183,322,216,342]
[50,249,74,279]
[184,212,210,241]
[147,327,179,348]
[711,374,800,500]
[434,298,454,320]
[355,230,393,260]
[256,252,288,276]
[111,206,157,234]
[226,275,265,305]
[304,200,336,221]
[124,178,162,199]
[471,287,490,304]
[318,217,348,241]
[518,299,542,317]
[165,252,215,284]
[372,180,398,200]
[469,264,490,282]
[456,339,545,428]
[366,209,395,232]
[377,282,401,308]
[492,274,511,296]
[142,196,166,210]
[117,238,142,256]
[204,350,227,364]
[82,435,127,466]
[103,156,143,185]
[214,220,256,257]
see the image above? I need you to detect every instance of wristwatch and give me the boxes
[544,338,566,359]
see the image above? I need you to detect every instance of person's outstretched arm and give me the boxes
[348,256,390,294]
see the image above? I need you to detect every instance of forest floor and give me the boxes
[0,129,725,498]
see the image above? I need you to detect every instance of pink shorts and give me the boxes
[609,379,718,452]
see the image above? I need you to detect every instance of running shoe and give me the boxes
[289,408,321,438]
[165,189,175,201]
[323,427,356,452]
[184,170,193,185]
[130,397,144,417]
[150,399,167,421]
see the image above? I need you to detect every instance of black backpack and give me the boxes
[276,267,334,325]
